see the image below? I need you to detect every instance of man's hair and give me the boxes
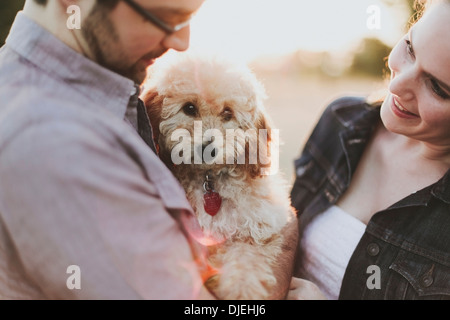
[98,0,121,10]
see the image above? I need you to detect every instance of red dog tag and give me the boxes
[203,191,222,216]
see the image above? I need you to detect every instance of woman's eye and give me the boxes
[430,79,450,100]
[405,39,415,58]
[182,103,198,117]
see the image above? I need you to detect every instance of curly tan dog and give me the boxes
[142,53,295,300]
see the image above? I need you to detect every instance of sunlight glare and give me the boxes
[189,0,410,63]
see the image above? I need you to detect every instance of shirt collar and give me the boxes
[431,170,450,204]
[332,96,381,129]
[5,12,138,119]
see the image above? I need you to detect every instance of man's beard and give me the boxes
[81,4,166,84]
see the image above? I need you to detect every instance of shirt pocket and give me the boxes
[386,249,450,300]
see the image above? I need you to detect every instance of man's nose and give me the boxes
[162,25,191,52]
[202,142,218,158]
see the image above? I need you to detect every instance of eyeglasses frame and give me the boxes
[122,0,191,34]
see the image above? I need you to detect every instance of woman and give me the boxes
[289,0,450,300]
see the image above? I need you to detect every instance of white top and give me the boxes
[298,205,366,300]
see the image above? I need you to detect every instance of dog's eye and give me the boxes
[182,103,198,117]
[222,107,233,121]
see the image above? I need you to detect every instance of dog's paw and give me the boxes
[204,274,220,294]
[211,242,279,300]
[217,271,276,300]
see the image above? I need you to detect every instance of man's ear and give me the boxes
[60,0,94,6]
[59,0,83,9]
[60,0,76,5]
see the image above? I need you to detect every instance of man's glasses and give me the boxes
[122,0,191,34]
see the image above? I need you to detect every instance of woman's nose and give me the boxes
[387,48,417,100]
[388,69,417,101]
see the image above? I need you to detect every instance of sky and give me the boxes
[188,0,411,63]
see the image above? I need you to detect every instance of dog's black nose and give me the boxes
[202,143,217,160]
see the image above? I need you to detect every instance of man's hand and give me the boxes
[287,277,327,300]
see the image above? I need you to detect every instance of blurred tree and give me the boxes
[348,38,392,78]
[349,0,419,78]
[0,0,25,46]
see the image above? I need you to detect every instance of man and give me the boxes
[0,0,297,299]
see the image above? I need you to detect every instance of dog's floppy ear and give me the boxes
[255,111,272,145]
[142,89,164,152]
[247,110,273,178]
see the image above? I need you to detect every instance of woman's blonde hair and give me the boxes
[408,0,450,27]
[408,0,428,28]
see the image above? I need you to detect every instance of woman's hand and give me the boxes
[287,277,327,300]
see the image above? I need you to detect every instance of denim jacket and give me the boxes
[290,96,450,300]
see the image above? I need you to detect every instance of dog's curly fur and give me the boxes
[142,53,295,300]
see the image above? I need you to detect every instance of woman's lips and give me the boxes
[391,97,419,119]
